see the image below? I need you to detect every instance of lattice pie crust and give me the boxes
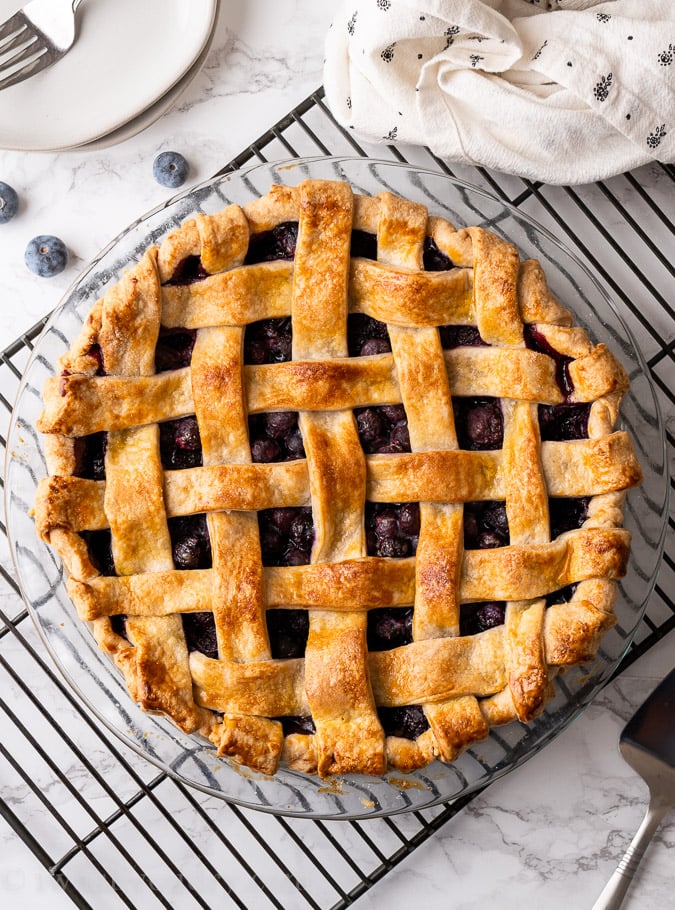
[35,180,642,777]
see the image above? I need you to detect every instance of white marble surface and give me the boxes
[0,2,672,909]
[0,0,334,344]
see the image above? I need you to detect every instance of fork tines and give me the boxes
[0,11,49,92]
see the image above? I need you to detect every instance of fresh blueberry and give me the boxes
[25,235,68,277]
[153,151,189,188]
[0,181,19,224]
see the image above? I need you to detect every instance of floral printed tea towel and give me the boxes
[324,0,675,183]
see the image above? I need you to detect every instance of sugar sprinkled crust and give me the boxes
[35,179,641,777]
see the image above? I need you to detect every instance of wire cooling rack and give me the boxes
[1,87,673,909]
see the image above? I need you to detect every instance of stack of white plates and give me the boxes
[0,0,220,151]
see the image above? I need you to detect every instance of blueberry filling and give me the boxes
[81,529,115,576]
[245,222,299,264]
[87,344,106,376]
[350,229,377,260]
[367,607,413,651]
[266,608,309,659]
[244,317,292,365]
[165,255,210,286]
[422,236,454,272]
[280,715,316,736]
[110,614,128,639]
[545,583,578,606]
[258,507,314,566]
[377,705,429,740]
[438,324,487,350]
[155,328,197,372]
[168,514,212,569]
[538,403,590,441]
[453,397,504,450]
[365,502,420,558]
[73,431,107,480]
[549,497,590,540]
[244,223,382,266]
[248,412,305,462]
[524,324,574,400]
[524,319,592,440]
[459,601,507,636]
[355,404,410,454]
[347,313,391,357]
[183,612,218,659]
[159,416,202,470]
[463,501,509,549]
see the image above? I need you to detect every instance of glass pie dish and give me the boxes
[5,158,668,819]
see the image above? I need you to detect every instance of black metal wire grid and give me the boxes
[1,87,673,909]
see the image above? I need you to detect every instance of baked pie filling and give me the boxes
[35,179,642,777]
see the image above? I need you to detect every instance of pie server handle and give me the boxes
[591,798,669,910]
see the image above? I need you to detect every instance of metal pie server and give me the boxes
[592,666,675,910]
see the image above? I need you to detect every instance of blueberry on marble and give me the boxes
[153,151,190,188]
[25,235,68,277]
[0,181,18,224]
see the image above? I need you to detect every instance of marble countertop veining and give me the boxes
[0,2,672,909]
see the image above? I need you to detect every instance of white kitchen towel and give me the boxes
[324,0,675,184]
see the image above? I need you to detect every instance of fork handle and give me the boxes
[591,800,669,910]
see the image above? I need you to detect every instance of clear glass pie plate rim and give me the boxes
[5,157,669,820]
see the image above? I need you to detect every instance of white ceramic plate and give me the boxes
[78,0,221,152]
[0,0,217,151]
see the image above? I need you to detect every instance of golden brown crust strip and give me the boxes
[190,598,612,719]
[35,432,639,546]
[350,260,473,326]
[160,262,293,328]
[292,179,385,777]
[95,248,205,734]
[468,227,523,346]
[68,528,629,622]
[38,370,193,436]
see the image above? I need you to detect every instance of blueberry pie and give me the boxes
[35,179,642,777]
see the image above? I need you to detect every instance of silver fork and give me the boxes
[0,0,83,92]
